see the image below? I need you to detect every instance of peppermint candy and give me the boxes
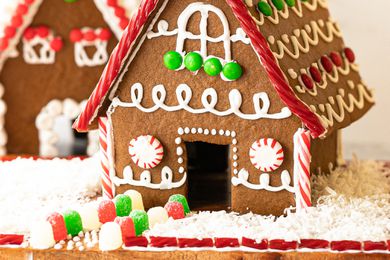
[249,138,284,172]
[129,135,164,169]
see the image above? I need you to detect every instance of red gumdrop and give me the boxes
[119,18,129,30]
[50,38,63,52]
[23,27,35,40]
[98,200,117,223]
[115,217,136,240]
[344,47,355,63]
[25,0,35,5]
[0,38,9,51]
[69,29,83,43]
[4,26,16,38]
[36,26,49,38]
[320,56,333,73]
[98,29,112,41]
[84,30,96,42]
[16,4,29,16]
[164,201,185,220]
[106,0,118,7]
[47,212,68,242]
[309,66,322,83]
[114,6,126,17]
[330,51,342,67]
[11,15,23,28]
[300,73,314,90]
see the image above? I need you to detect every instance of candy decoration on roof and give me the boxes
[204,58,223,76]
[63,210,83,236]
[168,194,190,215]
[98,117,114,199]
[114,194,132,217]
[249,138,284,172]
[99,222,123,251]
[164,201,185,220]
[163,51,183,70]
[129,135,164,169]
[147,207,169,228]
[222,62,243,80]
[293,128,312,211]
[29,221,56,249]
[184,52,203,72]
[46,212,68,242]
[78,204,101,231]
[124,190,145,211]
[129,210,149,236]
[257,1,273,17]
[98,200,117,224]
[344,47,355,63]
[115,217,136,240]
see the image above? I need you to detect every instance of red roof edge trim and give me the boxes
[225,0,326,138]
[73,0,161,132]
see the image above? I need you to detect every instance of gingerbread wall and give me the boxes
[0,0,117,154]
[108,0,307,215]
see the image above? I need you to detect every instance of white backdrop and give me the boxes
[1,0,389,159]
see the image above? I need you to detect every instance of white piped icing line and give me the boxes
[112,83,292,120]
[35,99,99,157]
[0,83,6,156]
[128,135,164,169]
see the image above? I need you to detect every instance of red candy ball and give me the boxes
[16,4,29,16]
[98,29,112,41]
[47,212,68,242]
[4,26,16,38]
[320,56,333,73]
[0,38,9,51]
[300,73,314,90]
[119,18,129,30]
[98,200,117,224]
[330,51,342,67]
[114,6,126,17]
[11,15,23,27]
[84,30,96,41]
[309,66,322,83]
[107,0,118,7]
[36,26,49,38]
[164,201,185,220]
[69,29,83,43]
[50,38,63,52]
[25,0,35,5]
[344,47,355,63]
[23,27,35,40]
[115,217,136,240]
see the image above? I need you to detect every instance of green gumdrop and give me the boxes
[163,51,183,70]
[129,210,149,236]
[184,52,203,72]
[285,0,296,7]
[168,194,190,215]
[114,194,132,217]
[204,58,223,76]
[63,210,83,236]
[272,0,285,10]
[257,1,273,16]
[222,62,243,81]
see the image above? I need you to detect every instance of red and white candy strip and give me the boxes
[293,128,312,211]
[128,135,164,169]
[99,117,114,199]
[249,138,284,172]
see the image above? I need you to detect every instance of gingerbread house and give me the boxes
[0,0,137,156]
[74,0,374,215]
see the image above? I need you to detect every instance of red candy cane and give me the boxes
[293,128,312,211]
[99,117,114,199]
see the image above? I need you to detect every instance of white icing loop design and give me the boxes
[231,169,294,193]
[112,83,292,120]
[113,165,187,190]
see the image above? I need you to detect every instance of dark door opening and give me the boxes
[72,130,88,156]
[185,142,231,211]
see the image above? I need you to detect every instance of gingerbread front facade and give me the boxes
[0,0,132,156]
[75,0,374,215]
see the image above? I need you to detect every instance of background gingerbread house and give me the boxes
[74,0,374,215]
[0,0,140,157]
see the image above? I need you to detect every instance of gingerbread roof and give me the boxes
[0,0,132,71]
[74,0,374,138]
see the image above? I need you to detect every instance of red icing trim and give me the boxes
[74,0,326,138]
[363,241,387,251]
[299,239,329,249]
[177,238,214,248]
[214,237,240,248]
[269,239,298,250]
[0,234,24,245]
[330,240,362,251]
[149,236,178,247]
[124,236,149,247]
[242,237,268,250]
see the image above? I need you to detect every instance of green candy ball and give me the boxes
[129,210,149,236]
[204,58,223,76]
[163,51,182,70]
[184,52,203,72]
[285,0,296,7]
[168,194,190,215]
[63,210,83,236]
[114,194,132,217]
[222,62,243,81]
[272,0,285,10]
[258,1,273,16]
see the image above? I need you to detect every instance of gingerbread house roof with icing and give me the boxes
[74,0,374,139]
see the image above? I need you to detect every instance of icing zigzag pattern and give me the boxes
[310,81,374,128]
[268,19,342,60]
[248,0,328,26]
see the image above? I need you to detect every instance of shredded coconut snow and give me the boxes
[0,156,100,234]
[146,160,390,242]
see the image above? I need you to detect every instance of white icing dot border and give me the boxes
[35,99,99,157]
